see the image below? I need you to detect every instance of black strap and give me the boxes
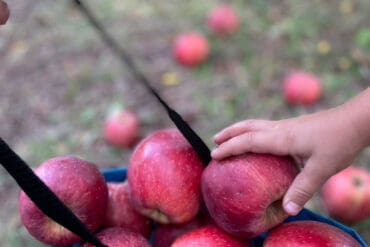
[0,139,108,247]
[73,0,212,165]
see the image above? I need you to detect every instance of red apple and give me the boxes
[128,128,204,224]
[173,32,209,67]
[152,213,211,247]
[82,227,151,247]
[104,182,152,237]
[283,71,322,105]
[18,156,108,247]
[171,225,251,247]
[0,0,9,25]
[207,4,239,35]
[321,166,370,225]
[201,153,299,238]
[104,109,140,148]
[263,220,361,247]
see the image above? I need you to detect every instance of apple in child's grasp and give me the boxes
[82,227,151,247]
[283,71,322,105]
[18,156,108,247]
[171,225,252,247]
[321,166,370,225]
[128,128,204,224]
[104,110,140,148]
[173,32,209,67]
[104,182,152,237]
[152,213,211,247]
[0,0,10,25]
[263,220,361,247]
[201,153,299,238]
[207,4,239,35]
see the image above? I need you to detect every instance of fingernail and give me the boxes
[284,201,301,216]
[211,149,219,158]
[213,133,220,141]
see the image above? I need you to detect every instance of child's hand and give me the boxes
[0,1,9,25]
[211,88,370,216]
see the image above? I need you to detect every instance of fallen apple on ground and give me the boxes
[202,153,299,238]
[104,109,140,148]
[128,128,204,224]
[207,4,239,35]
[283,71,322,105]
[321,166,370,225]
[171,225,251,247]
[263,220,361,247]
[104,182,152,238]
[173,32,209,67]
[82,227,150,247]
[18,156,108,247]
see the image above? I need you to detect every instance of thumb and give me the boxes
[283,162,330,216]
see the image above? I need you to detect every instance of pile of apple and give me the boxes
[18,128,362,247]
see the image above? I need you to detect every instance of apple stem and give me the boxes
[72,0,212,165]
[0,138,108,247]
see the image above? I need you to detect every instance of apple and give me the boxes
[171,225,251,247]
[283,71,322,105]
[207,4,239,35]
[18,156,108,247]
[152,213,211,247]
[128,128,204,224]
[104,182,152,237]
[321,166,370,225]
[263,220,361,246]
[201,153,299,238]
[173,32,209,67]
[104,109,140,148]
[0,0,9,25]
[82,227,151,247]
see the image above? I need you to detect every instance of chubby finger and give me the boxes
[283,161,331,216]
[211,130,289,160]
[213,119,274,145]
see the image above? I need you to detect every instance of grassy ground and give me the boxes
[0,0,370,246]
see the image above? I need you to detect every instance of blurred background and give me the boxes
[0,0,370,246]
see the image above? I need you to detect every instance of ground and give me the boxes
[0,0,370,246]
